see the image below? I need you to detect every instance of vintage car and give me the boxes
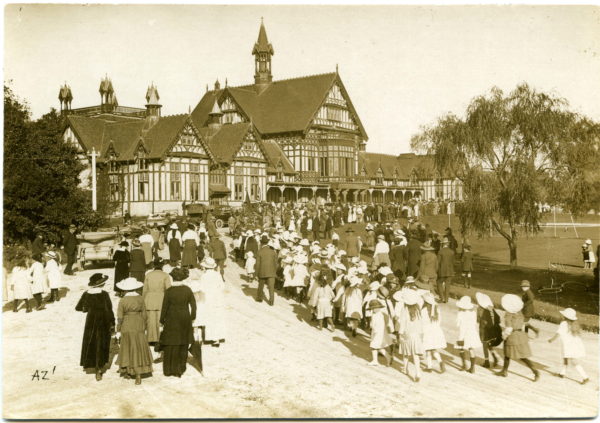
[208,205,234,228]
[77,230,122,270]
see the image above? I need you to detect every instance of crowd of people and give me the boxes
[3,200,594,389]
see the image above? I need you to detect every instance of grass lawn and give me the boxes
[331,214,600,331]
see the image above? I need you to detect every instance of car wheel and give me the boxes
[215,219,223,228]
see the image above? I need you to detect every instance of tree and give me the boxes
[411,84,600,267]
[3,85,103,245]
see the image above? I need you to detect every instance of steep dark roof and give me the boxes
[261,139,296,174]
[192,73,368,138]
[143,114,190,158]
[66,115,107,152]
[358,152,440,179]
[205,123,253,163]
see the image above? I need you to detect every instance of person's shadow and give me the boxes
[332,335,372,363]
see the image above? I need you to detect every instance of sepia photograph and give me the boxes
[2,3,599,419]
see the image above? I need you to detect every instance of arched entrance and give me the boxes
[385,191,394,202]
[372,190,383,203]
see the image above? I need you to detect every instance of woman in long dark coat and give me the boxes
[160,267,196,377]
[75,273,115,381]
[167,224,182,264]
[116,277,153,385]
[112,241,130,295]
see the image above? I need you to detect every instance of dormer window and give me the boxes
[376,168,384,185]
[276,162,283,181]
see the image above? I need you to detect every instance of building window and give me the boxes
[234,166,244,201]
[109,174,120,201]
[376,169,384,185]
[190,174,200,201]
[250,168,260,201]
[171,163,181,200]
[210,167,226,185]
[139,172,149,201]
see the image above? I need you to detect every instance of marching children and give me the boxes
[476,292,502,368]
[44,251,62,303]
[547,308,589,384]
[10,257,33,313]
[421,292,446,373]
[314,274,335,331]
[367,299,393,367]
[245,251,256,284]
[455,296,482,373]
[343,275,364,337]
[397,290,424,381]
[29,254,48,310]
[461,244,473,288]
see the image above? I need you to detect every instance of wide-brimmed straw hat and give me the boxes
[170,223,178,230]
[403,290,421,306]
[501,294,524,313]
[132,239,141,247]
[44,251,57,259]
[116,277,143,291]
[282,256,293,264]
[300,239,310,246]
[560,308,577,321]
[475,292,493,309]
[378,266,393,276]
[88,273,109,287]
[422,292,436,305]
[369,281,381,291]
[349,276,362,287]
[367,299,384,310]
[294,254,308,265]
[404,276,416,284]
[377,234,386,240]
[392,290,404,302]
[201,257,217,269]
[456,296,474,310]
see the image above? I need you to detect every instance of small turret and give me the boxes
[214,79,221,91]
[99,75,116,113]
[252,18,274,91]
[144,83,161,126]
[208,100,223,131]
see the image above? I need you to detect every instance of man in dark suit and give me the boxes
[31,233,46,257]
[312,213,321,241]
[406,231,423,278]
[62,224,79,275]
[208,233,227,279]
[437,238,455,303]
[255,236,278,306]
[389,236,408,280]
[342,227,361,258]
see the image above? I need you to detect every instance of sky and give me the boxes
[4,4,600,154]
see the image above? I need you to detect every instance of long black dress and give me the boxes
[75,290,115,370]
[159,284,196,377]
[112,250,130,294]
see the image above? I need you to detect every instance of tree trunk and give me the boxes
[508,239,518,268]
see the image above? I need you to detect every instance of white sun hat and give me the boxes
[559,308,577,321]
[475,292,493,309]
[116,277,144,292]
[456,295,474,310]
[501,294,524,314]
[378,266,393,276]
[369,281,381,291]
[402,289,421,306]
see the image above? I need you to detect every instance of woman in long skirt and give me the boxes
[116,277,153,385]
[75,273,115,381]
[142,258,171,354]
[496,294,539,381]
[476,292,502,368]
[160,268,196,377]
[455,296,482,373]
[181,224,200,268]
[167,224,182,264]
[192,258,226,345]
[112,241,130,296]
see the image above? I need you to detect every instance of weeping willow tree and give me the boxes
[412,84,600,267]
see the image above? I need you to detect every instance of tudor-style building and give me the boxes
[60,21,461,216]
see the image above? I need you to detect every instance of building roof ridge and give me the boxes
[224,72,337,92]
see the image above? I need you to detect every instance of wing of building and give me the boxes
[60,21,462,216]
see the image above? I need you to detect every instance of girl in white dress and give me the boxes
[29,254,48,310]
[44,251,62,303]
[341,276,363,337]
[244,251,256,283]
[314,276,335,331]
[367,299,393,367]
[455,296,482,373]
[290,254,309,303]
[421,292,446,373]
[192,257,226,346]
[9,258,33,312]
[548,308,589,384]
[397,290,424,381]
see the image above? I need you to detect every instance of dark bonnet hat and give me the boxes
[170,267,189,282]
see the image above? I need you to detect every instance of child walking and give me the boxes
[476,292,502,368]
[461,244,473,288]
[314,275,335,331]
[367,299,393,367]
[455,296,482,373]
[548,308,589,384]
[421,292,446,373]
[244,251,256,284]
[397,290,424,381]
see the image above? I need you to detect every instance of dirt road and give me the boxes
[3,237,598,418]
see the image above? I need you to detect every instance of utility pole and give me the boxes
[90,147,97,211]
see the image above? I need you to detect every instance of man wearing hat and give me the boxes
[255,234,278,306]
[389,236,408,280]
[437,237,454,303]
[520,280,539,336]
[342,227,361,259]
[208,233,227,280]
[406,231,423,278]
[62,224,79,275]
[129,239,147,282]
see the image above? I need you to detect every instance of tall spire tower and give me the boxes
[252,18,274,87]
